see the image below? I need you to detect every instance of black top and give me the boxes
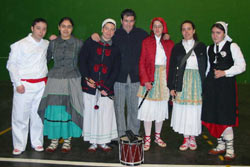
[168,41,207,92]
[112,26,148,83]
[79,38,121,96]
[207,41,233,72]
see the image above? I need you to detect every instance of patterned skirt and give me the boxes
[174,69,202,105]
[171,69,202,136]
[137,65,169,101]
[38,77,84,139]
[137,65,169,122]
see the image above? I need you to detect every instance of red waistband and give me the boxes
[21,77,48,84]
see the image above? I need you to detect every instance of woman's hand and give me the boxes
[170,90,176,97]
[100,90,108,96]
[91,33,101,42]
[87,78,96,88]
[214,69,225,79]
[49,34,57,40]
[163,34,170,40]
[16,85,25,94]
[145,82,153,91]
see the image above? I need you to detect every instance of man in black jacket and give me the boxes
[113,9,148,137]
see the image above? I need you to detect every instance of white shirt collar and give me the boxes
[155,35,161,43]
[182,39,195,51]
[28,33,43,45]
[215,39,227,51]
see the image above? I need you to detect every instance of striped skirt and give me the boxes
[38,77,83,139]
[83,92,118,144]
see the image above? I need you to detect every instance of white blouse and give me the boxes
[182,39,198,70]
[155,35,166,65]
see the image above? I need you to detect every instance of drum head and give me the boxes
[120,135,143,144]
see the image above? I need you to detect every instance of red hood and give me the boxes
[150,17,168,34]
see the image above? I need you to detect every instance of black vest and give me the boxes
[208,41,234,71]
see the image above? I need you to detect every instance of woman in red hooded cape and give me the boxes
[137,17,174,151]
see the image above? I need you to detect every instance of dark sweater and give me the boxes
[168,41,207,92]
[112,26,148,83]
[79,38,121,96]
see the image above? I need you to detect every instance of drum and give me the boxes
[119,136,144,166]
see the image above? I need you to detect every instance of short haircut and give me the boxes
[121,9,136,20]
[31,18,47,27]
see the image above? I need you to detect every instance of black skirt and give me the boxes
[201,71,236,125]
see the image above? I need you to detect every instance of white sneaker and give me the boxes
[179,137,189,151]
[189,137,197,150]
[34,146,44,152]
[12,149,23,155]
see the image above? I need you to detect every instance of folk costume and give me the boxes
[168,39,207,151]
[202,21,246,160]
[38,36,84,152]
[7,33,49,155]
[137,17,174,151]
[79,19,121,152]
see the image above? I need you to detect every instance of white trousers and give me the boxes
[12,81,45,151]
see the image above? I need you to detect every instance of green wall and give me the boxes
[1,0,249,83]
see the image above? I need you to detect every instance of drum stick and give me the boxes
[138,90,149,110]
[85,77,113,100]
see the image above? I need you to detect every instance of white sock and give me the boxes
[155,121,163,134]
[223,127,234,155]
[144,121,152,136]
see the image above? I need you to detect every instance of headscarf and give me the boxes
[150,17,168,35]
[102,18,116,29]
[216,21,232,42]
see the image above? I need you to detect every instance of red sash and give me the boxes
[21,77,48,84]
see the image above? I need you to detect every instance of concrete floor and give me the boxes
[0,81,250,167]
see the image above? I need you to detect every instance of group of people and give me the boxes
[7,8,246,162]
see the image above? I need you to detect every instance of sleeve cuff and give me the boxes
[14,81,22,88]
[224,70,232,77]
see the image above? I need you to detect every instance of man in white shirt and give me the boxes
[6,18,49,155]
